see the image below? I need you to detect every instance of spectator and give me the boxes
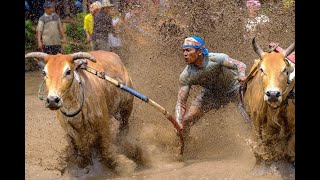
[37,1,65,54]
[246,0,261,18]
[74,0,83,14]
[109,6,123,52]
[25,0,30,19]
[29,0,45,22]
[91,0,115,51]
[84,1,102,50]
[244,0,269,40]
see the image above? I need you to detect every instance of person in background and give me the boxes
[91,0,115,51]
[84,1,102,50]
[108,5,124,52]
[74,0,83,14]
[244,0,269,39]
[246,0,261,18]
[25,0,30,19]
[37,1,65,54]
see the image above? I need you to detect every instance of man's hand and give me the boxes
[238,76,246,85]
[37,42,43,51]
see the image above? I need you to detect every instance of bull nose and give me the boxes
[45,96,62,109]
[266,91,281,102]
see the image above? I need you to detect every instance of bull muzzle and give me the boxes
[265,90,281,102]
[45,95,63,110]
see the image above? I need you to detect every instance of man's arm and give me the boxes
[37,20,44,51]
[37,31,43,51]
[222,56,247,81]
[175,75,190,124]
[58,18,65,41]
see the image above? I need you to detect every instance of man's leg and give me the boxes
[181,105,204,140]
[51,45,62,54]
[43,46,53,54]
[181,88,221,140]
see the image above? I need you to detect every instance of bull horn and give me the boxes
[283,42,295,57]
[25,52,48,61]
[252,37,266,58]
[71,52,96,62]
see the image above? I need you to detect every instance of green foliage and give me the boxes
[25,19,36,50]
[63,44,89,54]
[65,12,87,42]
[64,13,91,53]
[63,44,73,54]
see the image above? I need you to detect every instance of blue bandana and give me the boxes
[182,35,209,55]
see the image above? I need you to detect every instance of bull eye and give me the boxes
[282,67,288,76]
[65,69,71,76]
[283,67,287,73]
[42,70,47,77]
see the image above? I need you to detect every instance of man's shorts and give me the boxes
[191,87,239,113]
[43,45,62,55]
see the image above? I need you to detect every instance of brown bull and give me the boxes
[242,37,295,166]
[25,51,137,174]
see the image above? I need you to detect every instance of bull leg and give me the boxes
[251,122,264,166]
[98,129,137,175]
[73,139,93,168]
[116,101,133,141]
[287,132,295,165]
[64,129,93,169]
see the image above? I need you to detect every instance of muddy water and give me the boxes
[25,0,294,179]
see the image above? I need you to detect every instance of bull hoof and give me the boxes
[113,154,137,176]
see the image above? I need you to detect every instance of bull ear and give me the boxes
[282,42,295,57]
[37,61,46,69]
[71,52,96,62]
[252,37,266,58]
[74,59,88,69]
[287,61,295,74]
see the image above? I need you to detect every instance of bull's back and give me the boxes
[81,50,133,115]
[87,51,131,85]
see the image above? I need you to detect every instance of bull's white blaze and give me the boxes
[261,65,283,104]
[47,63,71,98]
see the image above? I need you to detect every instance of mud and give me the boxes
[25,0,295,179]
